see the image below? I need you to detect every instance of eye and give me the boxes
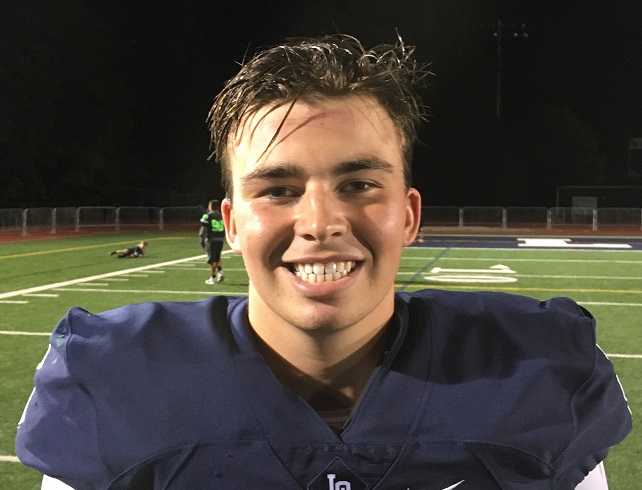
[262,186,299,199]
[340,180,379,193]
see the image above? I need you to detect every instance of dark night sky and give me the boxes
[2,1,641,208]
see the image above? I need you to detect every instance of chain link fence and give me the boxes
[2,206,642,236]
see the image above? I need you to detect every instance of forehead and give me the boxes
[228,96,403,174]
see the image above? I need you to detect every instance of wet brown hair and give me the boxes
[207,33,431,198]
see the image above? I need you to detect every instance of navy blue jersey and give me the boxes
[16,290,631,489]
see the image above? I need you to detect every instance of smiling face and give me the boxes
[222,95,421,341]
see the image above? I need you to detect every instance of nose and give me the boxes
[294,186,348,242]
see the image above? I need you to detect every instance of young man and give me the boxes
[199,199,225,284]
[109,240,147,258]
[17,34,630,490]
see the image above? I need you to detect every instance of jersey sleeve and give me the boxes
[550,299,632,489]
[16,309,113,490]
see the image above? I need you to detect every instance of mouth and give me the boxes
[286,260,358,284]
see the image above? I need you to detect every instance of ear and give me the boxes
[221,198,241,252]
[403,187,422,246]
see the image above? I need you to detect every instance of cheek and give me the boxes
[355,202,408,264]
[237,204,292,266]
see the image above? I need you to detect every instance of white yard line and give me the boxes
[0,455,19,463]
[517,274,642,280]
[22,293,60,298]
[143,270,165,274]
[82,282,109,286]
[580,301,642,307]
[398,283,642,295]
[397,271,642,281]
[407,245,642,254]
[161,267,246,272]
[607,353,642,359]
[401,256,642,264]
[55,287,245,296]
[0,330,50,336]
[103,278,129,282]
[0,300,28,304]
[0,255,206,300]
[122,274,148,278]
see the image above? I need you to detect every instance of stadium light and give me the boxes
[493,18,529,121]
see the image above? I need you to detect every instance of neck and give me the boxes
[248,288,394,408]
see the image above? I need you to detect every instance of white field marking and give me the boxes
[406,245,642,254]
[55,288,247,296]
[580,301,642,307]
[0,300,28,304]
[162,265,212,269]
[607,353,642,359]
[517,238,632,249]
[396,271,642,281]
[0,455,19,462]
[142,270,165,274]
[518,274,642,280]
[0,330,50,336]
[82,282,109,286]
[103,278,129,282]
[0,255,207,300]
[122,274,148,278]
[396,283,642,295]
[400,256,642,264]
[424,275,518,284]
[22,293,59,298]
[429,265,516,274]
[161,267,247,272]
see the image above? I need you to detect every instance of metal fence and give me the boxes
[420,206,642,232]
[3,205,642,236]
[0,206,206,236]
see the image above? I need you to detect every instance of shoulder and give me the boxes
[398,288,594,344]
[57,294,249,383]
[399,288,589,317]
[62,296,240,353]
[397,289,598,391]
[17,296,254,484]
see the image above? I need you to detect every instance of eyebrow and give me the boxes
[241,157,394,185]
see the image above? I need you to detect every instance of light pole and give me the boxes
[493,19,529,121]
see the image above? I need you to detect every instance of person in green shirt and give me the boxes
[199,200,225,284]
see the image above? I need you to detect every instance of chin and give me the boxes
[286,308,352,333]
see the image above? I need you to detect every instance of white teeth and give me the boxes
[291,260,357,283]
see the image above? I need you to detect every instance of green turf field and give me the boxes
[1,232,639,488]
